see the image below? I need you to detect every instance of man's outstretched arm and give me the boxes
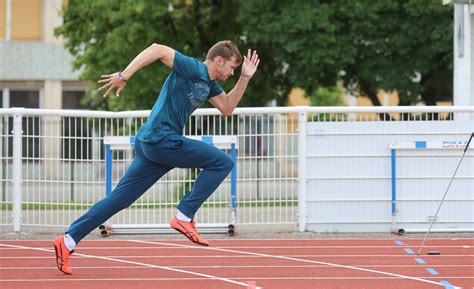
[209,49,260,116]
[98,43,175,97]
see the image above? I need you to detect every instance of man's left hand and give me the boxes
[241,49,260,78]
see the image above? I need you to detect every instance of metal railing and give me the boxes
[0,106,473,233]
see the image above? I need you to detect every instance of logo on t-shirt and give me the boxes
[188,82,210,108]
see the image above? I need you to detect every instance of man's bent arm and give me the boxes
[209,49,260,116]
[208,75,251,116]
[98,43,175,97]
[121,44,175,81]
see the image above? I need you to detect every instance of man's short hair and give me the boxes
[206,40,243,65]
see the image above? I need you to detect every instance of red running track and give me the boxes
[0,238,472,289]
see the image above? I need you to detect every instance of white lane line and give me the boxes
[0,245,465,250]
[1,264,471,270]
[1,254,471,259]
[129,240,459,288]
[1,276,472,282]
[0,237,471,241]
[0,243,252,288]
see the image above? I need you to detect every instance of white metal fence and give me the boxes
[305,120,473,233]
[0,106,473,234]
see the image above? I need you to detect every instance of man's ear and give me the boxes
[215,56,225,65]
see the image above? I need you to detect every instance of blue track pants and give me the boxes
[66,134,234,244]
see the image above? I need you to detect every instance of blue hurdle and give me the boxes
[103,135,238,235]
[389,140,469,235]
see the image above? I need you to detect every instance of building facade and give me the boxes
[0,0,86,111]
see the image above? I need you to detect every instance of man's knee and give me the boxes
[221,156,234,173]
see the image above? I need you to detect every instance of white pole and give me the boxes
[297,110,307,232]
[6,0,11,41]
[12,111,23,232]
[453,4,472,109]
[2,88,9,108]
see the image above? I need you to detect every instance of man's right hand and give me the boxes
[97,72,127,97]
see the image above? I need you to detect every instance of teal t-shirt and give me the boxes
[136,51,224,143]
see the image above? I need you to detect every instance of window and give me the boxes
[9,90,40,158]
[62,90,93,159]
[0,0,42,41]
[0,0,5,39]
[11,0,42,40]
[62,90,86,109]
[10,90,39,108]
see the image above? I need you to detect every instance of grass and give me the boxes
[0,199,297,211]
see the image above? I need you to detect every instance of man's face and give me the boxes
[217,56,239,82]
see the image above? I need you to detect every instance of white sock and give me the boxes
[63,234,76,251]
[176,210,192,222]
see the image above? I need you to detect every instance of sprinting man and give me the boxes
[53,41,260,274]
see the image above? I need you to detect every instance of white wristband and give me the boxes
[118,71,127,83]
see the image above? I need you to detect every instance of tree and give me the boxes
[56,0,278,110]
[58,1,454,110]
[306,86,344,106]
[239,0,453,106]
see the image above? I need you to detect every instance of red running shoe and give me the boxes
[170,217,209,246]
[53,236,74,274]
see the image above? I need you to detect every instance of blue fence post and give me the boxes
[105,144,112,196]
[231,143,237,220]
[391,148,397,216]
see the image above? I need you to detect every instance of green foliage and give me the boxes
[239,0,453,106]
[57,0,166,110]
[306,86,344,106]
[57,0,453,110]
[57,0,248,110]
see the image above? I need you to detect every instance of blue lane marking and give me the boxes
[440,281,455,289]
[395,240,404,246]
[414,258,426,264]
[404,248,415,254]
[426,268,439,275]
[416,141,427,148]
